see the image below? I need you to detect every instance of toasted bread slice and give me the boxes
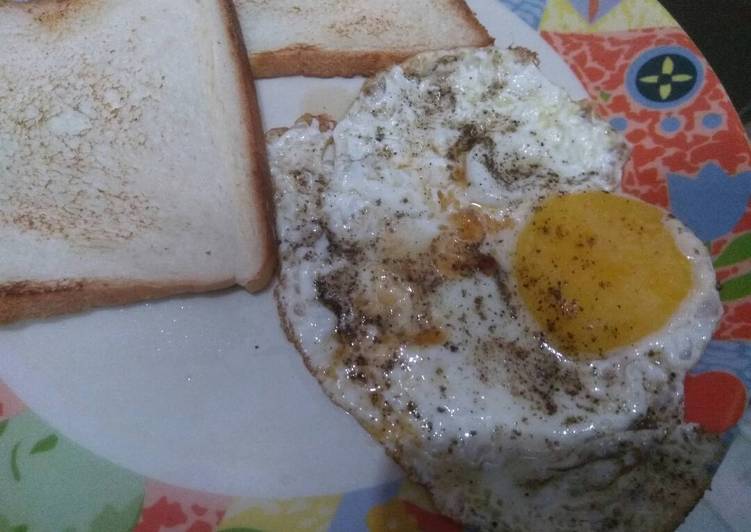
[236,0,493,78]
[0,0,275,324]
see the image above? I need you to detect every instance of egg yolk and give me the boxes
[513,191,692,359]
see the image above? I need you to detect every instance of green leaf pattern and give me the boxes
[88,495,144,532]
[0,517,29,532]
[720,272,751,302]
[713,233,751,301]
[30,435,58,455]
[0,412,144,532]
[714,233,751,268]
[10,442,21,482]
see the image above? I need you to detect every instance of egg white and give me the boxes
[269,48,724,531]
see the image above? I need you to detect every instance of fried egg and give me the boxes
[268,47,724,531]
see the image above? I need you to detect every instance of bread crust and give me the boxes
[251,47,428,79]
[218,0,278,291]
[448,0,496,48]
[249,0,493,78]
[0,279,234,324]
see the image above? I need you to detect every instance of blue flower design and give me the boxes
[626,46,704,110]
[667,163,751,242]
